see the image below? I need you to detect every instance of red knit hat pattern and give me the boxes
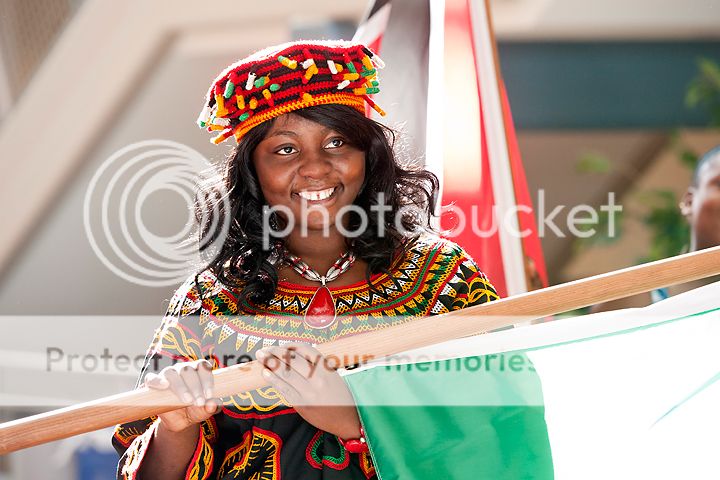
[197,40,386,145]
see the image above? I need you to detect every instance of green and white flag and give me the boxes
[342,282,720,479]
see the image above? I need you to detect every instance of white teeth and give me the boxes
[298,187,335,201]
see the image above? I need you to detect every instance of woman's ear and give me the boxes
[679,189,694,217]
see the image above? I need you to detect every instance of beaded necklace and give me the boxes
[278,245,356,329]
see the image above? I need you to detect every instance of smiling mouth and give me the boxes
[296,186,338,202]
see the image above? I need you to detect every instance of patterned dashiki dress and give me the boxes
[113,234,498,479]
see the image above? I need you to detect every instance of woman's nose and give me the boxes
[297,149,333,179]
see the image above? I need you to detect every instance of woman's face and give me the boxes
[252,113,366,234]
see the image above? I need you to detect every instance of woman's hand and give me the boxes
[256,344,361,440]
[144,359,222,433]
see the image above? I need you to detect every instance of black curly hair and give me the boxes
[194,104,439,305]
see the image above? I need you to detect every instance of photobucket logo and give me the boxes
[259,189,621,246]
[260,193,426,248]
[439,190,622,239]
[83,140,230,287]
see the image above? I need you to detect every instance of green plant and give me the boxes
[636,190,690,262]
[686,58,720,127]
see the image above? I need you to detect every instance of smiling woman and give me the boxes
[207,102,441,307]
[254,113,366,234]
[111,40,499,480]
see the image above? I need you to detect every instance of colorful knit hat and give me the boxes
[196,40,386,145]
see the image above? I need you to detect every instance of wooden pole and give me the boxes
[1,245,719,454]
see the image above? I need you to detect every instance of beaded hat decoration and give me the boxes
[196,40,386,145]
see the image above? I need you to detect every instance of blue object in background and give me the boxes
[75,447,117,480]
[499,41,720,129]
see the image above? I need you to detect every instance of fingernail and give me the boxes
[195,397,205,407]
[256,350,266,360]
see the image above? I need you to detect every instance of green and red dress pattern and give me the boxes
[113,235,498,479]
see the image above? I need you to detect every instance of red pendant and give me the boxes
[305,286,336,329]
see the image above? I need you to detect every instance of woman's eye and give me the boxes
[276,146,297,156]
[325,138,344,149]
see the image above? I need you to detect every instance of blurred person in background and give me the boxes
[593,145,720,312]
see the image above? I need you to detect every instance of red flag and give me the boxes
[355,0,547,296]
